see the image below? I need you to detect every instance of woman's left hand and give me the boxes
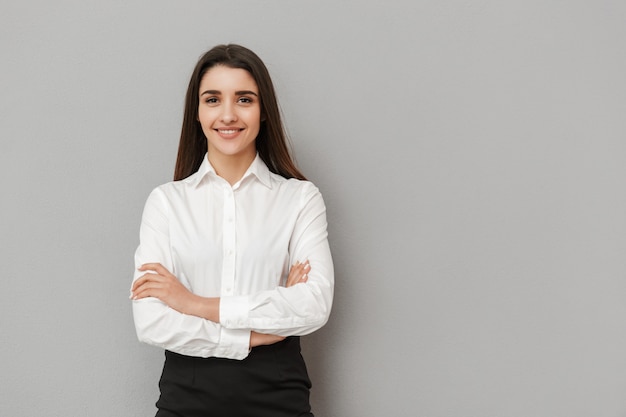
[286,260,310,287]
[131,263,196,314]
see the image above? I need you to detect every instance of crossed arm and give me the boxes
[130,261,311,348]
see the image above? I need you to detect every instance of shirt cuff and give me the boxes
[214,328,251,360]
[219,295,250,329]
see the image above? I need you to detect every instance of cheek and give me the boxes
[246,109,262,129]
[197,109,214,129]
[198,121,216,140]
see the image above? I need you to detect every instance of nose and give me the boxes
[220,102,238,124]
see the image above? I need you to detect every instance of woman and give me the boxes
[130,44,333,417]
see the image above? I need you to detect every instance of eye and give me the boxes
[204,97,219,105]
[237,96,254,104]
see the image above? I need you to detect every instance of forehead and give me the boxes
[199,65,258,93]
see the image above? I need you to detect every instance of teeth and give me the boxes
[219,129,238,134]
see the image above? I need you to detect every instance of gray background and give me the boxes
[2,1,625,416]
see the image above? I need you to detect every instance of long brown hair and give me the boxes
[173,44,306,181]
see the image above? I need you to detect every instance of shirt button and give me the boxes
[228,217,233,223]
[227,249,233,256]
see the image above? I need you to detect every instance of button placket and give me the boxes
[221,186,236,297]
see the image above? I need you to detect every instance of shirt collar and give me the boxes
[242,153,273,189]
[184,153,273,189]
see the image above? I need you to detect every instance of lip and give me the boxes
[214,127,244,139]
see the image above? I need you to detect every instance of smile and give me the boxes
[216,129,242,134]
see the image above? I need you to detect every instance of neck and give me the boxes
[208,152,256,186]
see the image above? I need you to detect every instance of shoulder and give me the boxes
[147,180,177,199]
[143,179,188,210]
[151,174,201,197]
[269,172,320,194]
[268,174,325,210]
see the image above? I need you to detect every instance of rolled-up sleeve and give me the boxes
[132,188,251,359]
[219,182,334,336]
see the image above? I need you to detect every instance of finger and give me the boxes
[134,276,175,299]
[139,263,173,277]
[286,263,305,286]
[288,261,304,276]
[131,272,163,291]
[131,273,169,296]
[132,282,164,300]
[291,262,305,275]
[299,262,311,283]
[286,261,311,287]
[294,261,310,277]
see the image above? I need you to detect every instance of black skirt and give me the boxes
[155,337,313,417]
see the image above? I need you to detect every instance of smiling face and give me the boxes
[198,65,261,166]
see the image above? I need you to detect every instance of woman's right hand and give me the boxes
[249,332,285,348]
[249,260,311,349]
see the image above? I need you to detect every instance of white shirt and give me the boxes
[132,154,334,360]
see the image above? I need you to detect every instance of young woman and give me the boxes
[130,44,333,417]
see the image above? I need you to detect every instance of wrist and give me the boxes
[189,295,220,322]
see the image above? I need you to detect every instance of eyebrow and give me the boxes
[200,89,258,97]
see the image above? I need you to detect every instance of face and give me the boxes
[198,65,261,163]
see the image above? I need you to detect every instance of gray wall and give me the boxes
[2,1,625,416]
